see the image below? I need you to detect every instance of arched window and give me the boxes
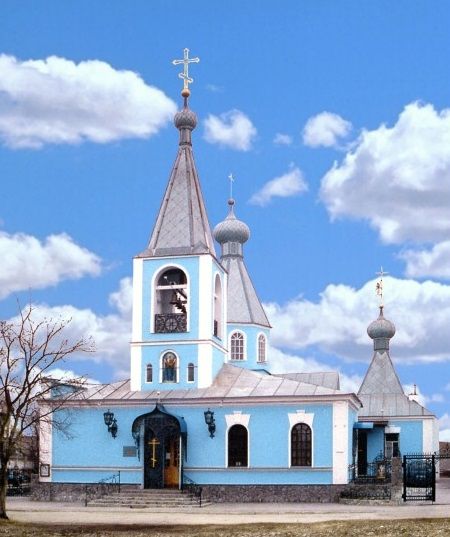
[213,274,222,339]
[154,268,188,333]
[291,423,312,466]
[161,351,178,383]
[230,332,244,360]
[257,334,266,363]
[187,362,195,383]
[146,364,153,383]
[228,425,248,467]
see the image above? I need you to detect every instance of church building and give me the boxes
[38,51,438,501]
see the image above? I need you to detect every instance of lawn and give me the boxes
[0,520,449,537]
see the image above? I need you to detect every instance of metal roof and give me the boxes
[221,257,271,327]
[138,106,216,258]
[273,371,340,390]
[73,364,347,403]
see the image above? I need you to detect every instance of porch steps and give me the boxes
[87,489,209,508]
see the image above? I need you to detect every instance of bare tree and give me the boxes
[0,304,94,519]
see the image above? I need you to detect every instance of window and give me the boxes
[146,364,153,383]
[230,332,244,360]
[154,268,188,333]
[257,334,266,363]
[291,423,312,466]
[162,351,178,383]
[213,274,222,339]
[187,363,195,383]
[228,425,248,467]
[385,433,400,458]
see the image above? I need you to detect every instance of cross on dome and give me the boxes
[375,266,389,308]
[172,48,200,98]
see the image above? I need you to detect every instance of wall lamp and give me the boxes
[103,409,118,439]
[204,408,216,438]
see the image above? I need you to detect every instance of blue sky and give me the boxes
[1,1,449,439]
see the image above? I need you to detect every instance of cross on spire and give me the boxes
[172,48,200,98]
[375,266,389,308]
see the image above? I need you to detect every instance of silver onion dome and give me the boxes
[174,107,197,130]
[213,199,250,245]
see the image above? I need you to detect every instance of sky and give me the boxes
[0,1,449,441]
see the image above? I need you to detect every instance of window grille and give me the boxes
[230,332,244,360]
[291,423,312,466]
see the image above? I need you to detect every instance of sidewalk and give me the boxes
[6,479,450,526]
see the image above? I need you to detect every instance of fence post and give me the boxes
[118,470,121,494]
[402,455,406,502]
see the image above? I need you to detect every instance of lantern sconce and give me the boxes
[103,409,118,439]
[203,408,216,438]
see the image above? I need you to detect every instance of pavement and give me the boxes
[5,478,450,526]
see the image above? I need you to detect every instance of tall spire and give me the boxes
[214,198,270,327]
[139,49,215,258]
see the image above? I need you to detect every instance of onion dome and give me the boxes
[213,199,250,247]
[367,306,396,351]
[174,106,197,131]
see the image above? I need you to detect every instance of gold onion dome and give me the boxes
[213,199,250,245]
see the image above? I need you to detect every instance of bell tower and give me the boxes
[130,49,227,391]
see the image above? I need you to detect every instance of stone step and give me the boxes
[87,489,207,508]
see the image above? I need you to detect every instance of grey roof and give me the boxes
[71,364,346,403]
[138,105,216,258]
[222,256,271,327]
[358,350,433,418]
[273,371,340,391]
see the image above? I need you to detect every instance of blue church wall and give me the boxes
[392,420,423,454]
[141,257,200,341]
[226,324,270,370]
[348,408,358,464]
[51,401,341,485]
[366,427,385,462]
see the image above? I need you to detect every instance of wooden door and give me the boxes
[164,436,179,488]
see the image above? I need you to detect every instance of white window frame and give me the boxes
[229,330,246,361]
[257,333,267,363]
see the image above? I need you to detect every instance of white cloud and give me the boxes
[303,111,352,148]
[0,54,176,148]
[0,231,101,299]
[249,165,308,207]
[273,133,293,146]
[45,367,100,385]
[439,414,450,441]
[264,276,450,364]
[403,384,444,406]
[269,345,362,393]
[320,102,450,245]
[400,241,450,279]
[21,277,132,373]
[203,109,256,151]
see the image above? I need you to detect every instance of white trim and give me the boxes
[150,263,190,333]
[198,256,212,339]
[130,338,227,352]
[423,418,435,454]
[288,411,314,468]
[213,272,223,340]
[198,343,212,388]
[130,345,142,391]
[256,332,267,363]
[225,413,251,468]
[385,426,401,434]
[159,349,179,384]
[332,401,348,484]
[132,258,143,341]
[39,405,52,483]
[228,329,247,361]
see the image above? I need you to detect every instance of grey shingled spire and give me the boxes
[139,99,216,258]
[358,306,432,417]
[213,199,271,328]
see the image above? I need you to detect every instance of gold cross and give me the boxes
[148,437,160,468]
[375,266,389,307]
[172,48,200,96]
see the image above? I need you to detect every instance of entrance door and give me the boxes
[357,431,368,476]
[164,436,180,488]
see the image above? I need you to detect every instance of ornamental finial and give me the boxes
[172,48,200,99]
[228,173,234,200]
[375,266,389,309]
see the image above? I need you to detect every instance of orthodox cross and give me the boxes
[148,437,160,468]
[375,266,389,307]
[172,48,200,96]
[228,173,234,199]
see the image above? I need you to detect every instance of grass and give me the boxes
[0,519,449,537]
